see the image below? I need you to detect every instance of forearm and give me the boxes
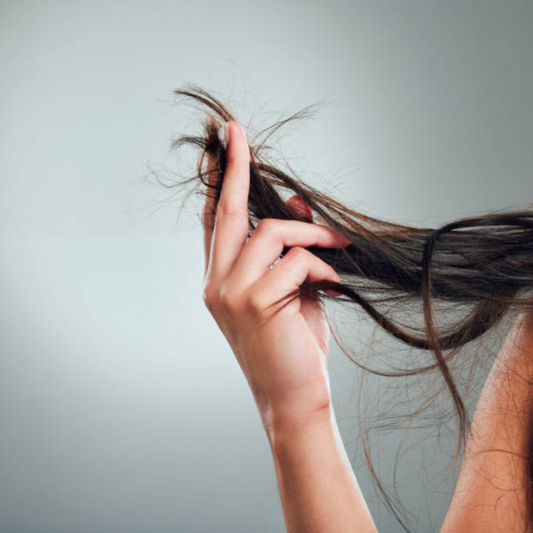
[265,403,377,533]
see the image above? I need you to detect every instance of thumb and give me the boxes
[286,195,342,297]
[286,195,313,223]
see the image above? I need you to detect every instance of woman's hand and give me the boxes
[200,121,377,533]
[201,121,349,431]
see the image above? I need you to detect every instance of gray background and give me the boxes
[1,1,532,531]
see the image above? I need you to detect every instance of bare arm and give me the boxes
[201,121,376,532]
[265,401,377,533]
[441,311,533,532]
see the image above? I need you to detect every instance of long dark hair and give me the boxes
[155,84,533,531]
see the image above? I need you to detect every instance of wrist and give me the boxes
[255,375,332,441]
[264,401,377,533]
[263,400,333,450]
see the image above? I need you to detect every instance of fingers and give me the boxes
[207,121,251,282]
[202,151,219,276]
[239,247,341,315]
[225,218,350,292]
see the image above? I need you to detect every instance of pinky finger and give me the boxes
[245,247,342,313]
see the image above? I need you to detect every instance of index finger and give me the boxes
[207,121,251,283]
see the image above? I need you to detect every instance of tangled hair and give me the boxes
[157,84,533,531]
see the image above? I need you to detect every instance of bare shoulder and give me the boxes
[441,311,533,533]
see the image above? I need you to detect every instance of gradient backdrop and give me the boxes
[1,1,532,531]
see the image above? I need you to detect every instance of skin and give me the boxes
[441,310,533,532]
[202,120,377,532]
[200,120,532,532]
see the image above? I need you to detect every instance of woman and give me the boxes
[173,94,533,531]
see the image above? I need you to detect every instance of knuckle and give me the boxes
[255,218,279,237]
[287,246,309,262]
[217,202,241,219]
[245,291,267,316]
[202,285,217,311]
[219,285,238,313]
